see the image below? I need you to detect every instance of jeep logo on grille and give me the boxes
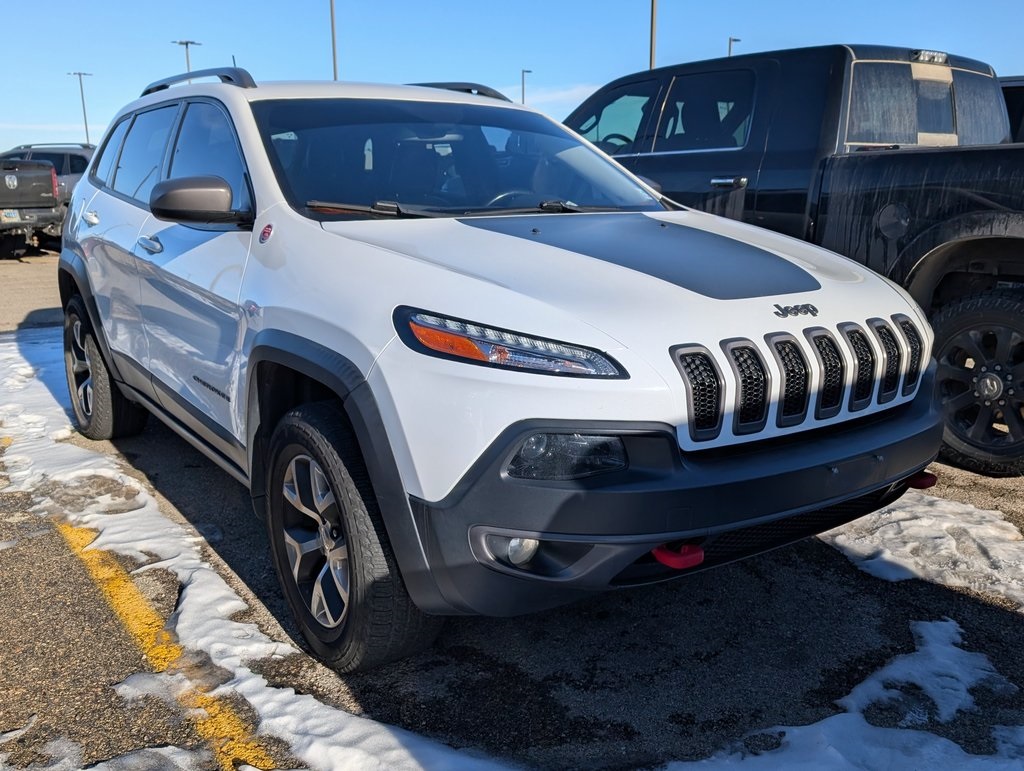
[773,303,819,318]
[4,175,16,190]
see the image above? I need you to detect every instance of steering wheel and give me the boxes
[596,133,633,154]
[484,189,535,207]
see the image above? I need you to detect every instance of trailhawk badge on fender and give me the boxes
[774,303,819,318]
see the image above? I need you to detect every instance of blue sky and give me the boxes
[2,0,1020,150]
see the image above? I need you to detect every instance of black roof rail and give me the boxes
[409,82,511,102]
[141,67,256,97]
[15,142,95,149]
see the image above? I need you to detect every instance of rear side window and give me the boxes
[567,79,660,154]
[92,118,131,186]
[112,105,178,204]
[168,102,250,210]
[654,70,755,152]
[69,154,89,174]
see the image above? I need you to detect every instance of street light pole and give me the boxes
[171,40,202,72]
[728,36,741,57]
[649,0,657,69]
[330,0,338,80]
[68,72,92,144]
[521,69,532,105]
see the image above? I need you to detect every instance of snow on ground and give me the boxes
[3,326,1024,769]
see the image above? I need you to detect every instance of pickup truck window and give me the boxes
[112,105,178,204]
[848,61,1007,148]
[92,117,130,187]
[654,70,755,152]
[569,80,660,154]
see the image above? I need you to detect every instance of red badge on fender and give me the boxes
[259,224,273,244]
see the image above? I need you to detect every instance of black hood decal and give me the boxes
[458,213,820,300]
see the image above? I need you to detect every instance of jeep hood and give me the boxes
[319,210,920,350]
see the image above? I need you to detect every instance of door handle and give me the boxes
[137,235,163,254]
[710,176,748,189]
[82,210,100,226]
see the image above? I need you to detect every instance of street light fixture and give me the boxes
[728,36,741,57]
[171,40,202,72]
[68,72,92,144]
[521,69,532,105]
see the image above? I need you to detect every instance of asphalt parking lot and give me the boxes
[1,251,1023,769]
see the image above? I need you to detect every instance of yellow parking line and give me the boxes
[57,522,279,770]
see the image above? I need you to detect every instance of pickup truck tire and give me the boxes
[933,290,1024,476]
[63,296,149,440]
[265,401,443,672]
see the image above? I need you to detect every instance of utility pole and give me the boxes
[68,72,92,144]
[330,0,339,80]
[728,36,741,57]
[649,0,657,69]
[520,69,532,104]
[171,40,202,72]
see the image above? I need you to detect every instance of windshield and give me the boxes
[251,98,664,217]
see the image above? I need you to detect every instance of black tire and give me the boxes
[265,401,443,672]
[63,295,148,440]
[932,290,1024,476]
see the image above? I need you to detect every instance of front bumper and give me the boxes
[407,363,942,617]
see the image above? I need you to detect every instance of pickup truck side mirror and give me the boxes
[150,175,251,226]
[638,175,662,194]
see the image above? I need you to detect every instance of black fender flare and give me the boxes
[245,330,455,614]
[900,211,1024,310]
[56,249,125,383]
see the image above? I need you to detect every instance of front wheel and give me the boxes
[933,290,1024,476]
[265,402,442,672]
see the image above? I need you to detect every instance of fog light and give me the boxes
[507,537,540,566]
[507,433,627,480]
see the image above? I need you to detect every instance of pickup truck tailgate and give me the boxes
[0,159,57,210]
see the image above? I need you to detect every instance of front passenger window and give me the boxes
[112,106,178,204]
[169,102,251,210]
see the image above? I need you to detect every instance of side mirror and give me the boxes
[638,175,662,194]
[150,175,250,225]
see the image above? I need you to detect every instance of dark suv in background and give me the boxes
[0,143,94,235]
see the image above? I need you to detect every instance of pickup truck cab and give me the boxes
[567,44,1024,475]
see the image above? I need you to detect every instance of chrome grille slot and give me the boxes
[810,332,845,418]
[842,326,876,411]
[897,317,923,394]
[727,343,769,433]
[872,321,902,402]
[772,338,810,426]
[675,347,723,440]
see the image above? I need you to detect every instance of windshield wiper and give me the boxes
[305,199,435,218]
[455,200,625,216]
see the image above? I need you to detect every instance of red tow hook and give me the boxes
[907,470,938,490]
[651,543,705,570]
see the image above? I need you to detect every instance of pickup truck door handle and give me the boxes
[137,235,163,254]
[710,176,749,189]
[82,210,100,226]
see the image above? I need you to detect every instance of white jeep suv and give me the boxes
[59,67,942,671]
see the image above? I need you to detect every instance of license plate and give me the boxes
[0,209,19,223]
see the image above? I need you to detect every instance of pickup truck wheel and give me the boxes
[932,290,1024,476]
[63,296,148,440]
[266,402,443,672]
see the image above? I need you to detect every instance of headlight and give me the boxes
[394,307,627,378]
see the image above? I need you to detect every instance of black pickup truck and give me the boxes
[567,44,1024,476]
[0,158,62,256]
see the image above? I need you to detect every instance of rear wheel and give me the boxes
[265,401,442,672]
[933,290,1024,476]
[63,295,148,440]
